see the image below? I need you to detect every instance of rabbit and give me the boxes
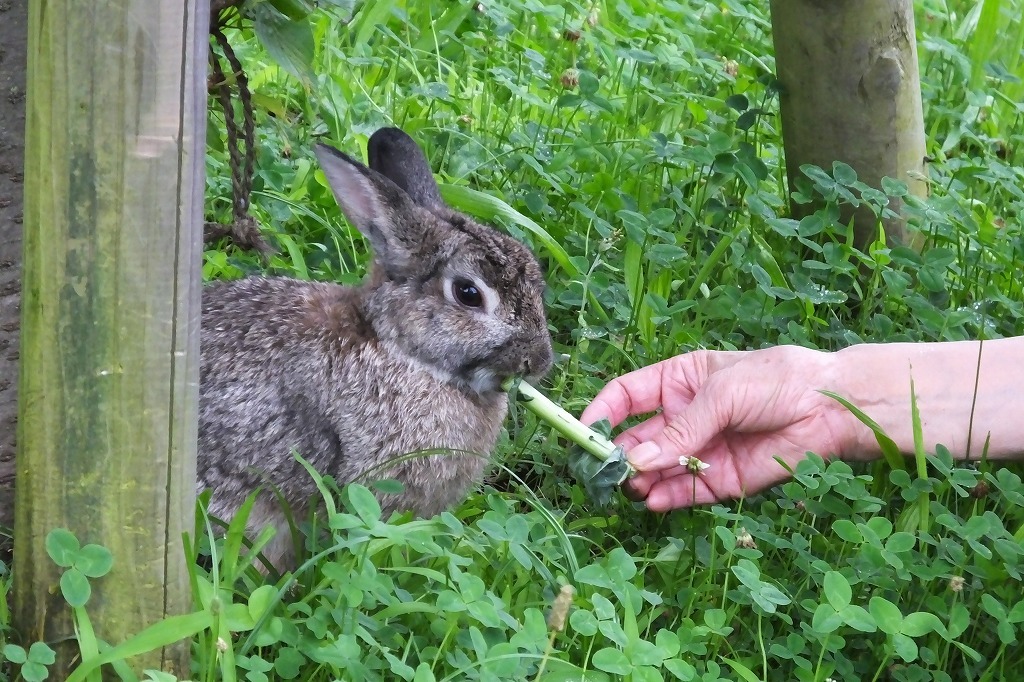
[197,127,553,568]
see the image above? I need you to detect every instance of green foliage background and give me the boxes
[194,1,1024,678]
[6,0,1024,680]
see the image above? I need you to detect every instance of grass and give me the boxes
[5,0,1024,680]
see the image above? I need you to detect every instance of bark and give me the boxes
[770,0,928,249]
[0,0,27,557]
[13,0,207,675]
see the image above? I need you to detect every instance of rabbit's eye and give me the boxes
[452,278,484,308]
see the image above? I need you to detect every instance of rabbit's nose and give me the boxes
[522,341,554,377]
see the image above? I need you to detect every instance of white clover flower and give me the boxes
[680,456,710,474]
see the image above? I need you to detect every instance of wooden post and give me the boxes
[0,0,28,556]
[14,0,208,675]
[770,0,928,250]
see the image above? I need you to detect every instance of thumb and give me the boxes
[627,377,733,471]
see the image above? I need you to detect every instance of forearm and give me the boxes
[829,337,1024,460]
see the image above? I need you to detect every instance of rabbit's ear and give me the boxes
[367,127,444,208]
[315,143,421,271]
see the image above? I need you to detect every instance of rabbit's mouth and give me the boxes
[467,367,503,395]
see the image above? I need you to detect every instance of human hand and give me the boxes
[580,346,865,511]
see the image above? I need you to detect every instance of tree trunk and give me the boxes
[769,0,928,249]
[0,0,28,558]
[14,0,207,676]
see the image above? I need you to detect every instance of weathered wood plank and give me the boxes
[14,0,208,675]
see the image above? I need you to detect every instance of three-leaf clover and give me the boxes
[3,642,56,682]
[45,528,114,608]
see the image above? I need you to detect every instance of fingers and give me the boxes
[612,413,668,452]
[645,474,720,511]
[625,377,731,472]
[580,361,670,427]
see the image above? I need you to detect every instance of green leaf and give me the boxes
[751,585,789,614]
[908,375,930,535]
[252,2,315,84]
[45,528,80,567]
[567,444,631,507]
[65,611,215,682]
[811,603,843,634]
[60,567,91,607]
[625,639,665,667]
[413,662,437,682]
[344,483,382,524]
[703,608,728,631]
[832,519,863,543]
[623,236,644,309]
[3,644,27,664]
[892,632,919,663]
[997,619,1017,645]
[730,559,761,589]
[569,609,599,636]
[884,532,917,554]
[267,0,314,21]
[881,176,909,196]
[664,658,696,680]
[901,611,943,638]
[604,548,638,583]
[1008,599,1024,624]
[274,647,305,678]
[832,161,858,186]
[578,70,600,97]
[947,603,971,639]
[869,596,904,635]
[562,418,631,506]
[75,543,113,578]
[248,584,278,623]
[982,593,1009,619]
[440,183,578,278]
[840,604,877,633]
[225,602,256,632]
[26,642,55,666]
[592,647,631,675]
[21,662,50,682]
[412,2,472,51]
[721,657,761,682]
[654,628,681,659]
[823,571,852,610]
[725,94,749,112]
[351,0,397,48]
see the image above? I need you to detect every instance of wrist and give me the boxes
[820,345,891,460]
[827,338,1024,461]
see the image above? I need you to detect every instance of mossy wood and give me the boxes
[769,0,928,249]
[14,0,208,676]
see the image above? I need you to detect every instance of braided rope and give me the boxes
[205,4,272,255]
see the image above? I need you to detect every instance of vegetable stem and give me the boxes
[502,378,622,463]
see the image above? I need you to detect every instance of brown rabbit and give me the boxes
[198,128,553,566]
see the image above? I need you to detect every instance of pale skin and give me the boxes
[579,337,1024,512]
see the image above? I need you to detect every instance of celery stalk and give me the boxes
[502,377,630,470]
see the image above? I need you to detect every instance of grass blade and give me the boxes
[440,183,578,278]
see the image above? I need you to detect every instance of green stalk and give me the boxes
[502,378,626,467]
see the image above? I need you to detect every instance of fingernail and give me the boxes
[628,442,662,470]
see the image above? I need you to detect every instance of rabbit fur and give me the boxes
[198,128,553,567]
